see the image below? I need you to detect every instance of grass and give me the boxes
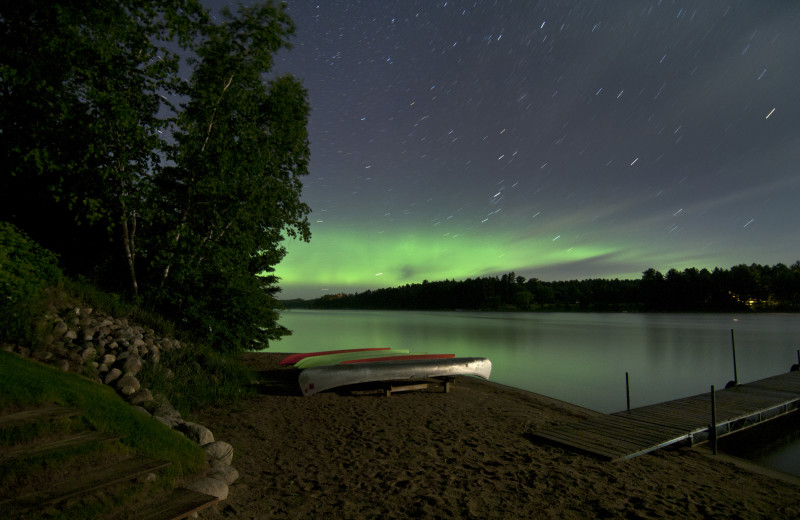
[0,350,206,479]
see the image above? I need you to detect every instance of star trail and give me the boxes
[210,1,800,299]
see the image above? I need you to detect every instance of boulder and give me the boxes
[132,406,151,416]
[104,368,123,385]
[153,416,172,429]
[203,441,234,465]
[116,374,140,396]
[209,460,240,485]
[64,330,78,341]
[123,355,143,376]
[82,328,97,342]
[148,344,161,363]
[101,353,116,366]
[153,402,183,428]
[186,477,228,500]
[80,347,96,362]
[129,388,154,406]
[51,320,68,338]
[181,421,215,445]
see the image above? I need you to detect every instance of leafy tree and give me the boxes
[1,1,312,352]
[0,1,206,292]
[148,3,311,350]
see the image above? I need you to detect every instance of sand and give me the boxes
[192,353,800,519]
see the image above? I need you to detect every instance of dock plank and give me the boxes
[530,370,800,460]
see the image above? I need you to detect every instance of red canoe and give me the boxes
[340,353,456,364]
[279,348,391,366]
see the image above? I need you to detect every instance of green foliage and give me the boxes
[0,222,62,343]
[0,350,205,478]
[1,1,311,353]
[149,2,311,351]
[137,342,255,417]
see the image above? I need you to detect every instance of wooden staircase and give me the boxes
[0,404,218,519]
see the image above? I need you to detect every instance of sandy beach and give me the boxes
[192,353,800,519]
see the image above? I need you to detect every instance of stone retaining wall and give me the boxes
[4,302,239,503]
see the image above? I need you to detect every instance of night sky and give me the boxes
[213,1,800,299]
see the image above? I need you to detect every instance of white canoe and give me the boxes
[298,357,492,396]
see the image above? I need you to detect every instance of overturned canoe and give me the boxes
[279,348,391,366]
[298,357,492,396]
[293,349,410,369]
[341,353,455,364]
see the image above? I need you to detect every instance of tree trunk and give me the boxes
[120,208,138,297]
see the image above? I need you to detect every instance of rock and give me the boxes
[148,344,161,363]
[82,328,97,342]
[153,402,183,428]
[101,353,116,365]
[153,416,172,428]
[123,355,143,376]
[209,460,240,485]
[34,350,53,361]
[181,422,215,445]
[129,388,154,406]
[132,406,151,416]
[186,477,228,500]
[64,330,78,341]
[203,441,234,465]
[138,472,157,483]
[15,346,30,357]
[116,374,140,396]
[54,359,70,372]
[104,368,123,385]
[80,347,97,362]
[51,320,68,338]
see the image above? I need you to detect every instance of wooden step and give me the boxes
[0,456,171,511]
[1,431,122,461]
[138,488,219,520]
[0,404,80,430]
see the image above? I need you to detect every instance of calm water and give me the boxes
[273,310,800,474]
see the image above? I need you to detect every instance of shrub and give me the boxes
[0,222,62,344]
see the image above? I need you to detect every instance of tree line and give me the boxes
[294,262,800,312]
[1,1,311,351]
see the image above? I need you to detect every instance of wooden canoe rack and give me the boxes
[383,377,455,396]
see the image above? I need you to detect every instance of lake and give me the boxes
[272,310,800,474]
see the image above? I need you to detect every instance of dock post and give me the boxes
[625,372,630,412]
[710,385,717,455]
[730,329,738,386]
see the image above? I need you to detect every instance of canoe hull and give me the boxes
[294,349,410,369]
[341,353,455,364]
[298,357,492,396]
[279,348,391,366]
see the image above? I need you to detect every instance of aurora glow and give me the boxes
[205,1,800,299]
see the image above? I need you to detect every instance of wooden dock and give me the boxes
[530,370,800,461]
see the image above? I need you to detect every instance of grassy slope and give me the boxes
[0,350,205,478]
